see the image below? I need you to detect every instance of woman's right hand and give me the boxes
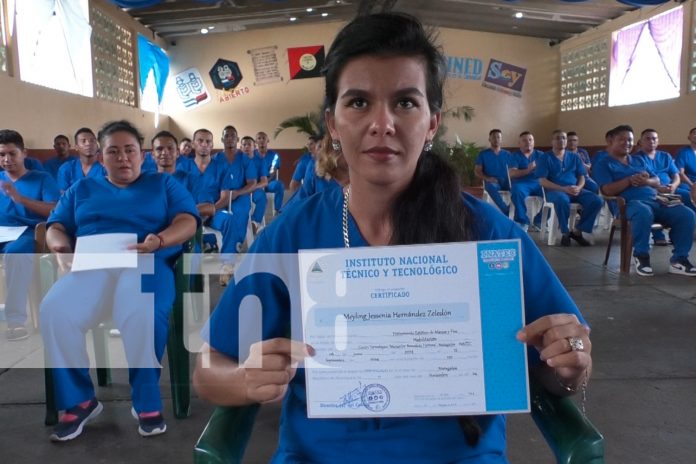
[52,245,73,272]
[241,338,314,404]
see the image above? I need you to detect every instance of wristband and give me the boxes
[155,234,165,250]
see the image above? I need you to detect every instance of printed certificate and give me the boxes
[298,240,529,418]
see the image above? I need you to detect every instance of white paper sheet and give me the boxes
[71,233,138,271]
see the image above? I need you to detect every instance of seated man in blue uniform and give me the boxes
[537,130,603,247]
[508,131,543,231]
[567,131,598,194]
[0,129,60,341]
[244,136,269,234]
[256,131,285,214]
[152,130,215,217]
[593,125,696,277]
[288,135,321,194]
[475,129,511,216]
[634,128,690,245]
[675,127,696,201]
[57,127,106,192]
[43,134,77,180]
[205,126,257,286]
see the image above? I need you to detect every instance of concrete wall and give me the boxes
[165,21,560,149]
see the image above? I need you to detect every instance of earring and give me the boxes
[423,140,434,152]
[332,140,342,152]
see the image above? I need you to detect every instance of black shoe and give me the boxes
[50,398,103,442]
[569,230,591,247]
[560,234,571,247]
[634,255,654,277]
[6,326,29,341]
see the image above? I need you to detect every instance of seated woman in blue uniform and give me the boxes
[282,135,348,211]
[193,13,592,463]
[40,120,199,442]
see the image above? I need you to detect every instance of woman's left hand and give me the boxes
[128,233,163,253]
[517,314,591,386]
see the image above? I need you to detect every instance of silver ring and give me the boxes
[568,336,584,352]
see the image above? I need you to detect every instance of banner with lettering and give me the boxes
[482,59,527,98]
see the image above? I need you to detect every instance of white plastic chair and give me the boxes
[539,187,581,245]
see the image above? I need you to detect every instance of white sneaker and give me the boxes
[669,258,696,276]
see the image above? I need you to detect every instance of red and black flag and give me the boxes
[287,46,325,80]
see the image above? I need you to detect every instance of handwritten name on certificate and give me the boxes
[298,240,529,418]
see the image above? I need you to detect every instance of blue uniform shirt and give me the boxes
[204,188,584,464]
[475,148,512,182]
[592,155,657,202]
[592,150,609,167]
[48,172,199,258]
[57,159,106,192]
[141,152,157,173]
[251,153,269,181]
[508,149,543,183]
[675,146,696,182]
[291,152,313,182]
[634,150,678,186]
[43,155,78,180]
[536,151,586,187]
[0,170,59,227]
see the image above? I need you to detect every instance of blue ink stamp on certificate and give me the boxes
[361,384,390,412]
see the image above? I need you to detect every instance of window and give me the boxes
[560,39,609,112]
[0,0,7,73]
[609,6,683,107]
[15,0,92,96]
[690,3,696,92]
[91,6,136,106]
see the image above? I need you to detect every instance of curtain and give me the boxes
[647,7,683,89]
[137,34,169,104]
[15,0,92,96]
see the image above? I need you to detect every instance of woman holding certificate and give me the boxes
[41,120,199,442]
[196,13,592,463]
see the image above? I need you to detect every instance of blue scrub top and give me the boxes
[475,148,511,181]
[205,187,584,464]
[57,158,106,192]
[43,155,78,180]
[292,152,313,182]
[634,150,678,186]
[283,159,341,210]
[251,153,269,181]
[0,170,59,227]
[574,148,590,166]
[141,152,157,173]
[592,155,657,202]
[591,150,609,167]
[675,146,696,182]
[219,153,257,192]
[48,172,200,258]
[508,149,543,183]
[536,151,586,187]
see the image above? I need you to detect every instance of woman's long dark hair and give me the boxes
[323,12,481,444]
[323,13,476,245]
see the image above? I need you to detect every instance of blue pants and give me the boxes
[251,189,267,223]
[40,255,175,413]
[1,230,35,327]
[584,176,599,194]
[675,185,696,213]
[545,189,603,234]
[266,180,285,212]
[209,195,251,256]
[511,181,543,225]
[484,178,510,217]
[627,200,696,259]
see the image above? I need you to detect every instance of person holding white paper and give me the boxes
[194,13,592,463]
[0,129,60,341]
[40,120,199,442]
